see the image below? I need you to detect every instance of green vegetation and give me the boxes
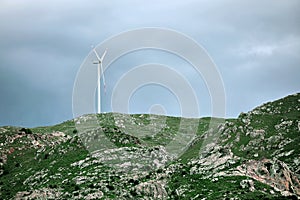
[0,93,299,199]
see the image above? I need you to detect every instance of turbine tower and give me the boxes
[93,48,107,114]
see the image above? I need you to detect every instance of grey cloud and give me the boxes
[0,0,299,126]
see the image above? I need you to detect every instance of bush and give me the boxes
[20,128,32,134]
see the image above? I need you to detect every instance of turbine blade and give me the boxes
[93,49,101,60]
[100,49,107,61]
[100,63,106,94]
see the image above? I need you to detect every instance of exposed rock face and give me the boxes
[189,142,239,177]
[15,188,62,199]
[72,145,172,173]
[188,142,300,198]
[135,180,168,199]
[237,158,300,196]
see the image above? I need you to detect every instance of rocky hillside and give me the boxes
[0,93,299,199]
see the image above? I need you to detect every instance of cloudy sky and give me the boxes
[0,0,299,127]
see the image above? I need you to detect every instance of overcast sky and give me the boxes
[0,0,299,127]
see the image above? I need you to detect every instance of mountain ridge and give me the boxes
[0,93,299,199]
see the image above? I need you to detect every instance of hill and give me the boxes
[0,93,299,199]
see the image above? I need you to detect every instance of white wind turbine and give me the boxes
[93,48,107,114]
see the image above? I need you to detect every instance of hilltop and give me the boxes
[0,93,299,199]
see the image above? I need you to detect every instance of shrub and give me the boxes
[20,128,32,134]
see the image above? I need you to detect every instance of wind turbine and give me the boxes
[93,48,107,114]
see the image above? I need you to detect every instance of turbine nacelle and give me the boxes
[93,61,101,64]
